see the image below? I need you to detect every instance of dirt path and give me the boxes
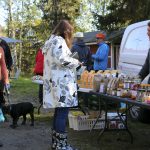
[0,120,50,150]
[1,91,52,150]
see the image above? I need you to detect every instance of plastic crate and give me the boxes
[68,112,125,131]
[68,114,105,131]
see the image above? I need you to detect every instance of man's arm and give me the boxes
[139,50,149,81]
[92,44,108,61]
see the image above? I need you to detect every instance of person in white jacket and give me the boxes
[42,20,81,150]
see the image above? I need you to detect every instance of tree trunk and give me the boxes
[7,0,12,37]
[18,1,24,71]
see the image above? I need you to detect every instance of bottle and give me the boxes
[117,88,121,97]
[103,76,109,94]
[99,76,105,93]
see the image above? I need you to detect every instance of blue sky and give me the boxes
[0,6,6,27]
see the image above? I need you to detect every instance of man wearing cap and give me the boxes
[92,33,109,71]
[71,32,92,71]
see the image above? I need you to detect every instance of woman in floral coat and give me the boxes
[42,20,80,150]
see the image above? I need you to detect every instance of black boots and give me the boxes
[0,141,3,147]
[51,129,78,150]
[52,129,57,149]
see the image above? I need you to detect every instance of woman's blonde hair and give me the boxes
[52,20,74,48]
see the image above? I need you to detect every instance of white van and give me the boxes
[118,20,150,123]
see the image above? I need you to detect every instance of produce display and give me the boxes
[77,70,118,89]
[77,70,150,104]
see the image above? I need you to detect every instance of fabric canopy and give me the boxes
[0,37,22,43]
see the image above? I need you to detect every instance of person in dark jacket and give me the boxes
[0,39,12,106]
[137,21,150,123]
[92,33,109,71]
[139,21,150,82]
[71,32,92,71]
[71,32,92,108]
[0,39,13,71]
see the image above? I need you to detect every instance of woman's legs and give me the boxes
[53,107,69,133]
[38,84,43,104]
[52,107,77,149]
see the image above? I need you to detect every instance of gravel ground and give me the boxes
[0,119,50,150]
[0,90,53,150]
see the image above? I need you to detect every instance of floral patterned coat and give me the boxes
[42,35,79,108]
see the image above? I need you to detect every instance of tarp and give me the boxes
[0,37,22,43]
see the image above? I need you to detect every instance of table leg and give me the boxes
[116,103,133,143]
[90,96,102,132]
[97,99,133,143]
[98,99,108,141]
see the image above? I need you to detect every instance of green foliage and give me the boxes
[1,0,44,74]
[38,0,82,38]
[2,0,83,74]
[93,0,150,32]
[74,0,111,31]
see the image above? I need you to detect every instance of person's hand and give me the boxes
[78,62,84,66]
[5,83,10,90]
[92,54,95,59]
[5,83,10,95]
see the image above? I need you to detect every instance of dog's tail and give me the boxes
[37,103,42,115]
[33,105,41,115]
[33,105,42,115]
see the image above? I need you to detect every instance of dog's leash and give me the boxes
[4,85,11,105]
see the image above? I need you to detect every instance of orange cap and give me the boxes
[96,33,105,39]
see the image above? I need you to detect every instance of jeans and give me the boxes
[38,84,43,104]
[53,107,69,133]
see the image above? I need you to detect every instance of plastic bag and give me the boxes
[93,74,102,92]
[0,108,5,122]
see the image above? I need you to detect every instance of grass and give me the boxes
[9,76,39,102]
[68,120,150,150]
[8,76,150,150]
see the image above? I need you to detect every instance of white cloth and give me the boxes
[42,35,79,108]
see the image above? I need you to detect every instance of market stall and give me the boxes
[32,69,150,143]
[76,69,150,143]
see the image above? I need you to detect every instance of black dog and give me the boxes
[2,102,35,128]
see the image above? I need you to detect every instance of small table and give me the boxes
[78,89,150,143]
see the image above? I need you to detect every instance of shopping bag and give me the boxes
[0,108,5,122]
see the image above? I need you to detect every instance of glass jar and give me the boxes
[123,77,131,89]
[136,89,145,102]
[117,88,121,97]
